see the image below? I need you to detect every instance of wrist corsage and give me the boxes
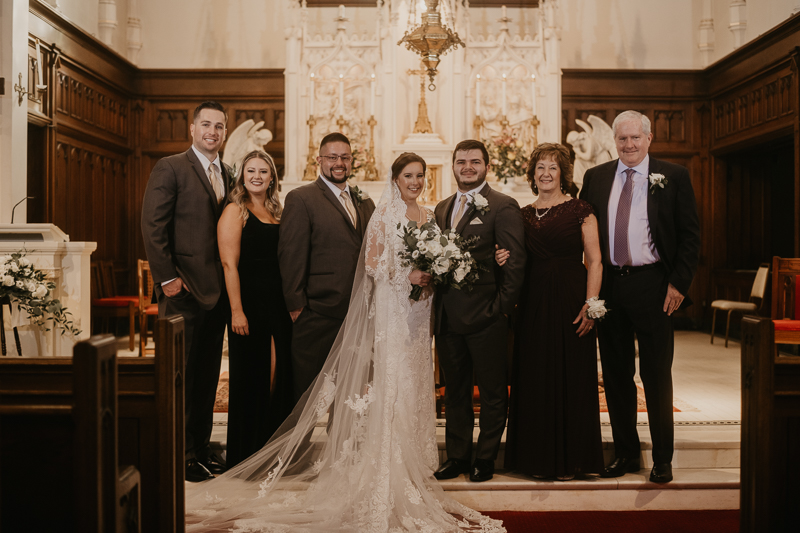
[648,173,668,195]
[350,185,369,206]
[585,296,608,320]
[469,194,489,215]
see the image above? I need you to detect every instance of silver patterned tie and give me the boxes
[613,168,636,266]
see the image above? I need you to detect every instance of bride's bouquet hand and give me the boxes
[408,270,432,287]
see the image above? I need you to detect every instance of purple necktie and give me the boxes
[614,168,636,266]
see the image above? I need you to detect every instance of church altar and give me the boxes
[280,1,560,209]
[0,224,95,357]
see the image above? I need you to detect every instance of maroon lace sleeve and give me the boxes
[573,199,596,225]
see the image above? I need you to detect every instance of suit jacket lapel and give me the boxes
[186,149,220,211]
[456,185,490,235]
[439,194,456,230]
[598,161,618,262]
[316,178,358,234]
[646,158,660,243]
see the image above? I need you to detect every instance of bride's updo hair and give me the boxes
[391,152,427,180]
[526,142,579,197]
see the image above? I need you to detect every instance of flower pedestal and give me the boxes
[0,224,96,357]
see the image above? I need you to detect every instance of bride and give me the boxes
[185,152,506,532]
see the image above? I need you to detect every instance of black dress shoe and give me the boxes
[434,458,470,480]
[649,462,673,483]
[469,458,494,482]
[599,457,640,478]
[185,459,214,482]
[199,452,227,475]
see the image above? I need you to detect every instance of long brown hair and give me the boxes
[526,143,579,197]
[229,150,282,222]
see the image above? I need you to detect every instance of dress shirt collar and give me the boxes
[191,145,221,174]
[456,180,487,202]
[616,154,650,179]
[320,174,350,197]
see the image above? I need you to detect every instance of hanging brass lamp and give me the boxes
[398,0,464,91]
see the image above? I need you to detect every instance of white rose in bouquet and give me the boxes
[432,257,451,275]
[10,262,19,273]
[3,275,14,286]
[33,284,49,298]
[453,263,469,283]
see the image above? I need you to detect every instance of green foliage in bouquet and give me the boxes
[397,220,487,301]
[0,251,80,336]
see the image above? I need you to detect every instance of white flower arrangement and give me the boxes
[648,173,668,195]
[0,251,80,336]
[585,296,608,321]
[469,194,490,215]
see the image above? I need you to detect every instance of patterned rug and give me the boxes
[214,372,229,413]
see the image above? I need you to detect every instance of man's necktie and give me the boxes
[613,168,636,266]
[208,164,224,203]
[452,195,469,228]
[340,190,356,226]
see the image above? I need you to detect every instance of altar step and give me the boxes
[436,424,740,511]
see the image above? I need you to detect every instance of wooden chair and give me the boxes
[710,263,770,347]
[91,260,137,351]
[0,335,142,532]
[137,259,158,356]
[770,256,800,346]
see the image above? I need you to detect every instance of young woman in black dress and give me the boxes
[496,143,605,480]
[218,150,293,468]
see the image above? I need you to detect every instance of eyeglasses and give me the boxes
[321,155,353,163]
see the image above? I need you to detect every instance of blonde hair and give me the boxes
[229,150,283,222]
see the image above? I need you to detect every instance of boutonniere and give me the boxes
[469,194,490,215]
[350,185,369,207]
[648,173,668,195]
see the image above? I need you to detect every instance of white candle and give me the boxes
[476,75,481,116]
[502,5,507,19]
[309,73,315,116]
[370,74,375,116]
[501,74,507,116]
[339,4,345,18]
[531,74,536,116]
[35,40,44,87]
[339,74,344,116]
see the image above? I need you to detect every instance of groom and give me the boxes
[580,110,700,483]
[434,140,525,482]
[279,132,376,403]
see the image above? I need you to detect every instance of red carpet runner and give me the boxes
[484,510,739,533]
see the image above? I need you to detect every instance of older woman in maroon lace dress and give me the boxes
[496,143,605,480]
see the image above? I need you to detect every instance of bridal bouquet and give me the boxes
[397,220,485,301]
[0,251,80,335]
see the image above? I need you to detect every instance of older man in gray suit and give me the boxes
[279,132,376,402]
[434,139,526,483]
[141,101,231,482]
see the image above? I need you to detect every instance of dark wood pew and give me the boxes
[0,335,141,532]
[740,316,800,533]
[0,315,184,532]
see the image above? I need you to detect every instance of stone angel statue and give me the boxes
[566,115,618,190]
[222,119,274,170]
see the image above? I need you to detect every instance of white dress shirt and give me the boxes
[607,155,660,266]
[450,181,487,228]
[319,174,352,198]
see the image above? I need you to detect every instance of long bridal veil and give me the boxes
[185,176,505,533]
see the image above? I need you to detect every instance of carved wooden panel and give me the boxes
[55,64,129,145]
[53,137,131,265]
[156,110,189,142]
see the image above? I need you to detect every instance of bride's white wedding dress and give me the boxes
[185,180,505,533]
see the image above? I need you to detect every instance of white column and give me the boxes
[127,0,142,64]
[698,0,715,67]
[98,0,118,46]
[728,0,747,50]
[284,24,302,181]
[0,0,29,224]
[542,0,562,143]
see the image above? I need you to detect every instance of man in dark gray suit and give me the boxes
[433,140,526,482]
[279,133,376,402]
[141,101,230,482]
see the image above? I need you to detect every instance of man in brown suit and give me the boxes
[141,101,231,482]
[433,140,526,482]
[278,133,376,402]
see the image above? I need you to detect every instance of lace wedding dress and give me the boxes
[185,180,506,533]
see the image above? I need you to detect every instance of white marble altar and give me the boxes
[0,224,95,357]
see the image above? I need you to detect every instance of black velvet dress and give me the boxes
[226,212,293,468]
[504,199,604,478]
